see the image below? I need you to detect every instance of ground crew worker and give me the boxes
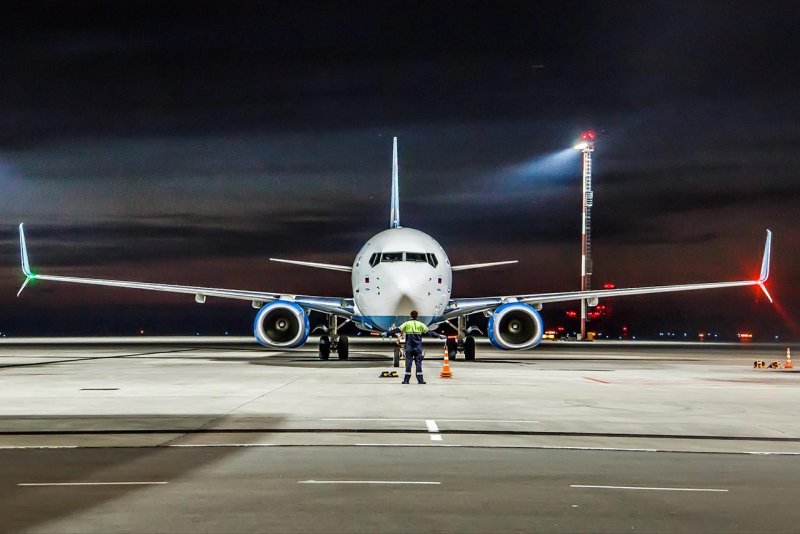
[384,310,445,384]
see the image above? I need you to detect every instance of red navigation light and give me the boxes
[603,282,615,289]
[566,310,577,318]
[580,130,596,142]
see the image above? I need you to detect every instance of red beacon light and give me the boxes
[580,130,596,142]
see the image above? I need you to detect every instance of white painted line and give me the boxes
[425,420,439,433]
[355,443,462,447]
[299,480,440,485]
[19,482,168,487]
[571,485,728,493]
[0,446,79,450]
[548,446,658,452]
[430,434,443,441]
[436,419,541,424]
[323,418,424,422]
[323,418,540,423]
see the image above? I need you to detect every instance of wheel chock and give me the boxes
[380,371,399,378]
[754,360,765,368]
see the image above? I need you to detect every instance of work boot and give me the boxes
[402,374,411,384]
[416,374,426,384]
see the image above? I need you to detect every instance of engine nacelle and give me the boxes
[488,303,544,350]
[253,301,309,349]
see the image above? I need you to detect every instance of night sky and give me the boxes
[1,1,797,340]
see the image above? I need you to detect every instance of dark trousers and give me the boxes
[405,349,424,377]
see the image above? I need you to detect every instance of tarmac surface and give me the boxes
[0,338,798,532]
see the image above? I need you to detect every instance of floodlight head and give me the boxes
[573,142,589,150]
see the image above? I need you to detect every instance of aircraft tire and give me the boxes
[464,336,476,361]
[393,346,401,367]
[319,335,331,360]
[337,335,349,360]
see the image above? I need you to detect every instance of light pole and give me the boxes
[574,131,595,341]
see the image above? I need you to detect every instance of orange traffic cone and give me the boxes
[786,348,793,369]
[440,343,453,379]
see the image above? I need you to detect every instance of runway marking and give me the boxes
[18,482,168,487]
[299,480,440,485]
[323,418,540,423]
[583,376,610,384]
[571,485,728,493]
[426,419,441,441]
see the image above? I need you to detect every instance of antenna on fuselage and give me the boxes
[389,137,400,228]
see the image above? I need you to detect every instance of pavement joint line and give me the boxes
[583,376,610,384]
[299,480,441,485]
[2,428,799,442]
[18,482,168,487]
[0,348,198,370]
[2,443,800,455]
[571,484,728,492]
[430,435,443,441]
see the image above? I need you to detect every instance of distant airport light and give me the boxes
[603,282,615,289]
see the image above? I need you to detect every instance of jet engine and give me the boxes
[487,303,544,350]
[253,301,310,349]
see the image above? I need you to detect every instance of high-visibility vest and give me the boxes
[400,320,428,334]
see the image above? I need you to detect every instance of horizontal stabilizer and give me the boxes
[269,258,352,272]
[452,260,518,272]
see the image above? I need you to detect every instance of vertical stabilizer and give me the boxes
[389,137,400,228]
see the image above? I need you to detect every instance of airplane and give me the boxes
[17,137,772,361]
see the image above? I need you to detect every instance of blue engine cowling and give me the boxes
[253,301,310,349]
[488,303,544,350]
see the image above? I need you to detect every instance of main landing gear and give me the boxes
[448,316,476,361]
[319,315,349,360]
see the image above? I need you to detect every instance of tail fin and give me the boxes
[389,137,400,228]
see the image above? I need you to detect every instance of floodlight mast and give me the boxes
[576,131,595,341]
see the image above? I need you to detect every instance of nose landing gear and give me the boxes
[318,315,349,360]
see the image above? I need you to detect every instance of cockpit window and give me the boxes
[371,251,439,266]
[381,252,404,262]
[405,252,427,263]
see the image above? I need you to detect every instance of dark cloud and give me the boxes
[0,1,797,338]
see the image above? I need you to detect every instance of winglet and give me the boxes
[758,229,773,303]
[19,223,32,277]
[389,137,400,229]
[17,223,34,297]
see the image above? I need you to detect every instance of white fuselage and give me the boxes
[351,227,452,331]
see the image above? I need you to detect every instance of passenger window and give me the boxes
[381,252,403,262]
[405,252,427,263]
[369,253,380,267]
[427,253,439,267]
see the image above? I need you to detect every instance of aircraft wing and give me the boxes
[16,224,354,317]
[444,230,772,319]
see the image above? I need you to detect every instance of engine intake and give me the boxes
[488,303,544,350]
[253,301,309,349]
